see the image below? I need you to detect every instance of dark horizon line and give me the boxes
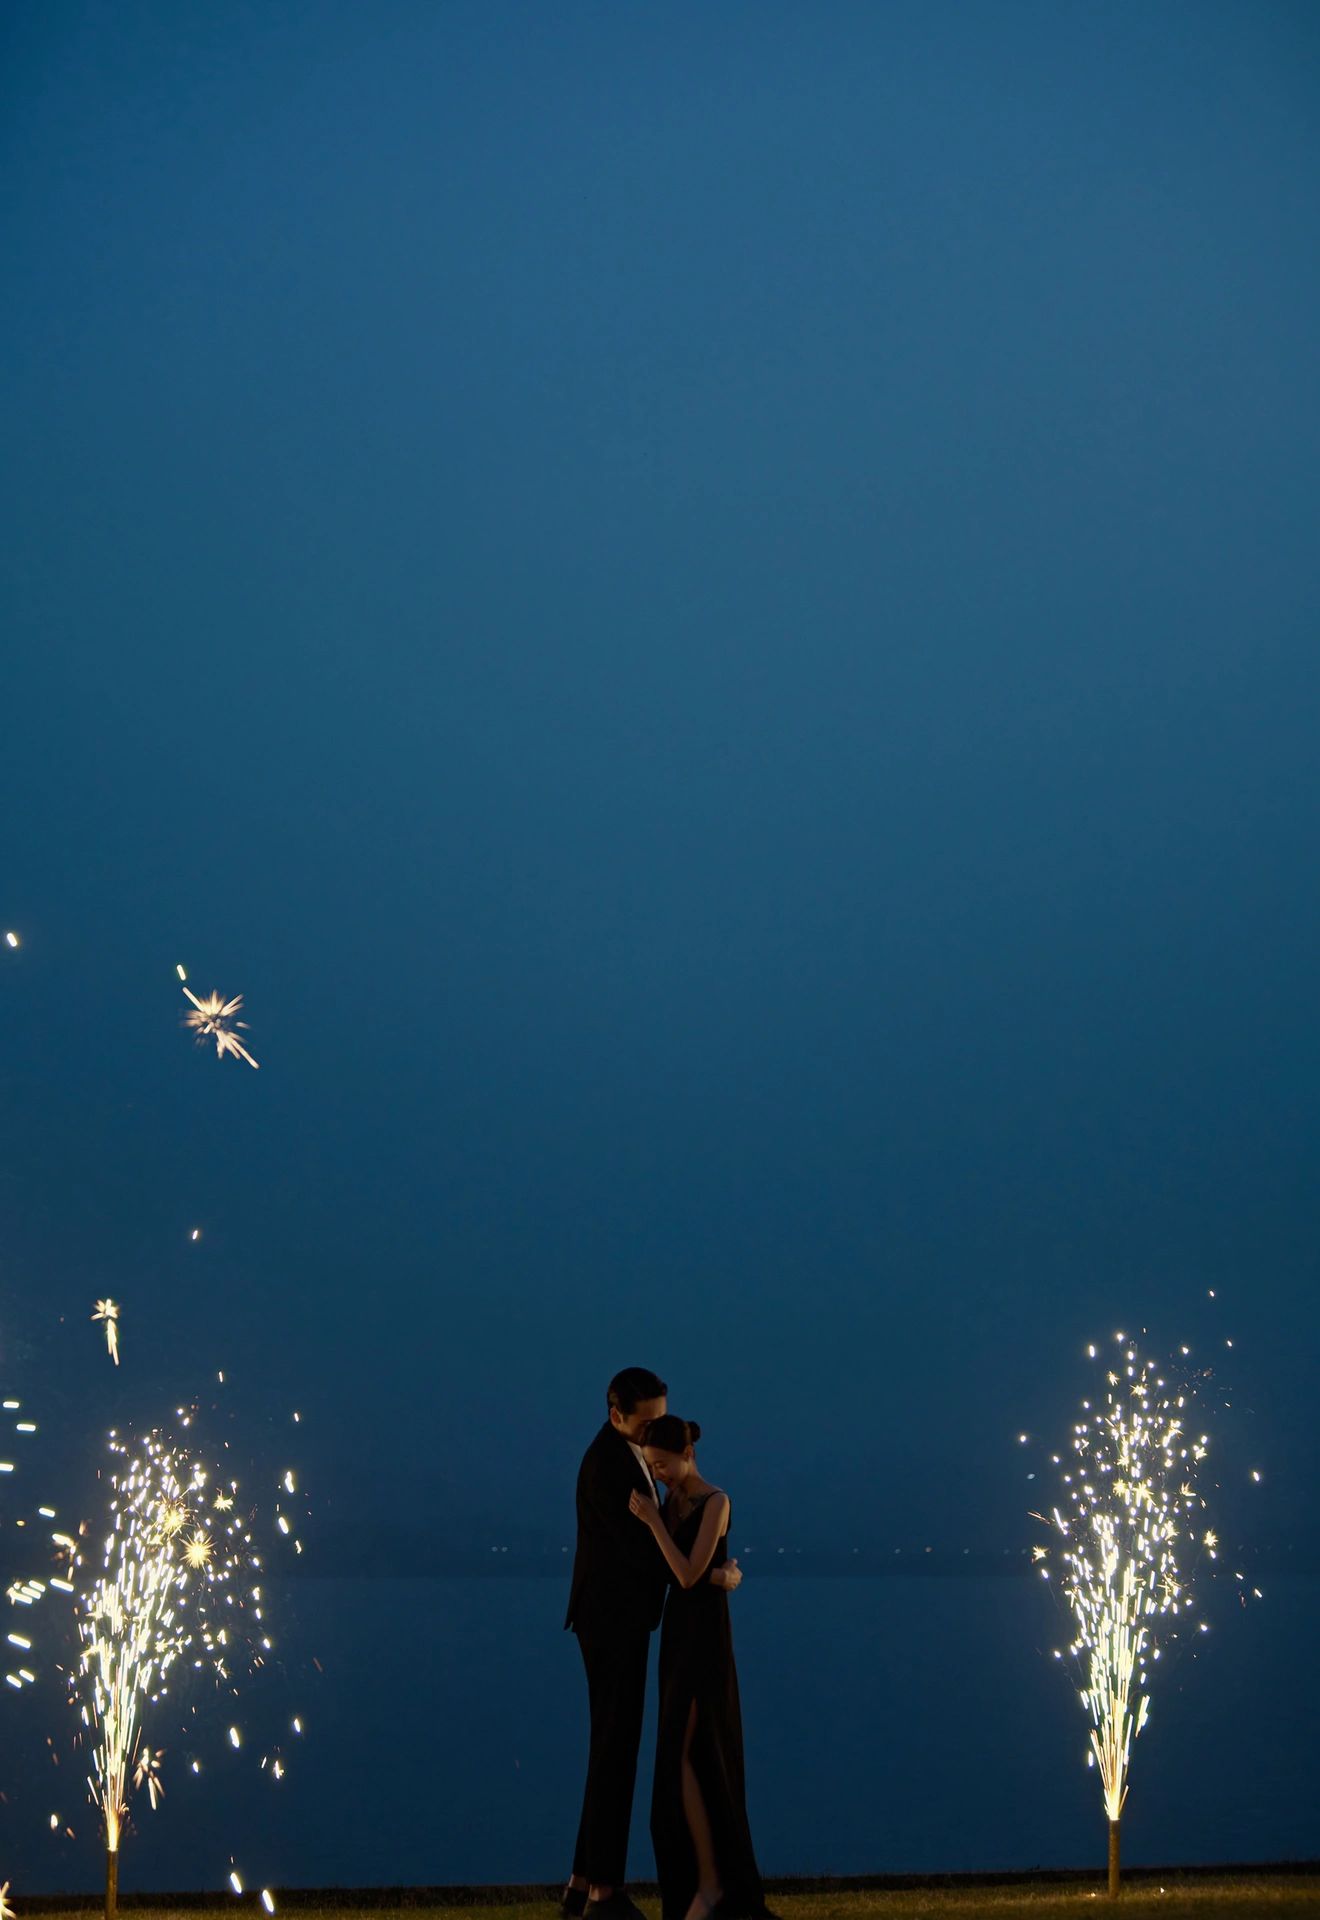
[14,1859,1320,1910]
[261,1538,1315,1579]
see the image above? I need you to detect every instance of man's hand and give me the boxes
[711,1557,742,1592]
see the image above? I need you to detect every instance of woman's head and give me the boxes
[641,1414,702,1489]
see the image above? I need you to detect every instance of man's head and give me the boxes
[607,1366,667,1441]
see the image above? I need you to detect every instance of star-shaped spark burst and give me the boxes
[183,1529,213,1571]
[92,1299,121,1366]
[133,1744,166,1811]
[156,1500,189,1540]
[213,1491,235,1512]
[182,987,259,1070]
[0,1879,14,1920]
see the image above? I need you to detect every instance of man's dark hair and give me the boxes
[607,1367,667,1416]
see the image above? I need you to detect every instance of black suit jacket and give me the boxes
[564,1421,669,1635]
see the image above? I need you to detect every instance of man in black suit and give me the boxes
[562,1366,741,1920]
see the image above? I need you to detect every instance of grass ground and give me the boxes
[26,1881,1320,1920]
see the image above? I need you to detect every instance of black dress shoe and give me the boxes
[560,1891,588,1919]
[584,1895,649,1920]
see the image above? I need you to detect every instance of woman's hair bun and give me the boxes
[640,1412,702,1453]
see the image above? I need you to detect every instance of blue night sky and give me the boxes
[3,2,1318,1575]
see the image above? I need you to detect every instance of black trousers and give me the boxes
[572,1621,651,1887]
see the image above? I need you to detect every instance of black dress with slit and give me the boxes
[650,1493,775,1920]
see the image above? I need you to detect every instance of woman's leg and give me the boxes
[680,1699,722,1920]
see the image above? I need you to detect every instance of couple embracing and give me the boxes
[562,1367,777,1920]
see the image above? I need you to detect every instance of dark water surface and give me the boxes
[5,1575,1314,1894]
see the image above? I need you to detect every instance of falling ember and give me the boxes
[262,1892,276,1914]
[1034,1335,1219,1898]
[176,964,188,981]
[92,1300,121,1366]
[133,1745,166,1811]
[182,987,259,1070]
[230,1872,244,1896]
[191,1229,202,1242]
[0,1882,14,1920]
[4,932,19,949]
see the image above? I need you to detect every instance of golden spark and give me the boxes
[0,1880,14,1920]
[92,1300,121,1366]
[182,987,259,1070]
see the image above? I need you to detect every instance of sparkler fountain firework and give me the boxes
[1034,1336,1217,1897]
[76,1428,251,1916]
[11,1412,305,1920]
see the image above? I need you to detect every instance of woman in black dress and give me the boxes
[627,1415,776,1920]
